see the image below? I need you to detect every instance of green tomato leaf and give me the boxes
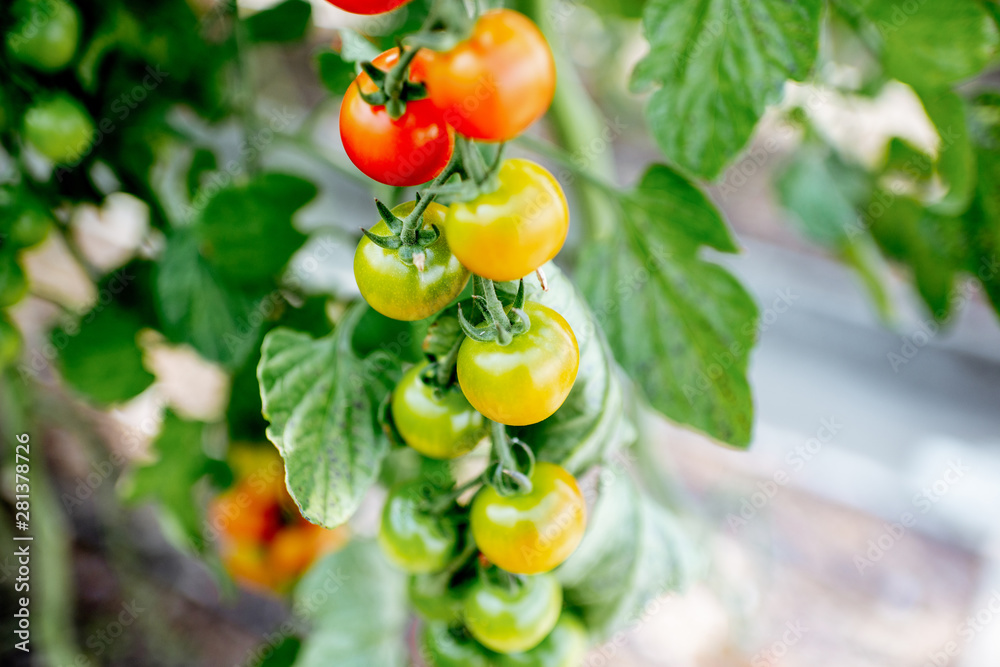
[861,0,999,90]
[186,148,218,201]
[963,95,1000,319]
[122,411,213,552]
[917,88,976,216]
[632,0,822,179]
[579,165,757,448]
[155,232,263,369]
[55,303,155,404]
[257,304,399,528]
[317,51,358,95]
[868,193,964,320]
[244,0,313,43]
[776,143,871,248]
[513,264,635,474]
[293,540,408,667]
[194,173,315,288]
[558,473,701,636]
[339,29,381,64]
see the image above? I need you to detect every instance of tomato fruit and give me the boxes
[409,573,468,622]
[378,481,458,573]
[421,622,496,667]
[392,361,486,459]
[340,48,454,187]
[457,302,578,426]
[354,201,470,321]
[470,462,586,575]
[209,479,283,544]
[7,205,52,249]
[222,541,273,590]
[498,614,588,667]
[446,159,568,282]
[464,572,562,654]
[6,0,81,72]
[412,9,555,142]
[268,522,344,581]
[22,94,95,164]
[325,0,411,15]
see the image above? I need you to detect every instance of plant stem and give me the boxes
[434,334,464,387]
[491,420,519,472]
[425,474,486,514]
[399,150,461,243]
[517,0,619,242]
[478,278,511,333]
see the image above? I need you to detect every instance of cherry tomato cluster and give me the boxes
[3,0,97,164]
[339,3,590,663]
[210,447,347,593]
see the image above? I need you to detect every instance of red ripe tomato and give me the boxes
[412,9,556,142]
[325,0,412,15]
[340,48,454,187]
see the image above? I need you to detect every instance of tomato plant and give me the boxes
[412,9,556,142]
[4,0,998,663]
[340,48,454,187]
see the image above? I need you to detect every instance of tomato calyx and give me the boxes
[458,276,530,346]
[356,46,427,120]
[359,149,458,268]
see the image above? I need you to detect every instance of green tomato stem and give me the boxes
[517,0,619,242]
[424,474,485,514]
[476,277,513,343]
[434,333,465,387]
[490,421,533,495]
[399,150,462,245]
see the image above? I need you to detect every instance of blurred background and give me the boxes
[2,0,999,665]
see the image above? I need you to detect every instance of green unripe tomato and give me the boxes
[498,614,588,667]
[392,361,486,460]
[6,0,81,72]
[22,94,95,164]
[408,573,468,622]
[421,622,496,667]
[378,481,458,573]
[8,205,53,249]
[463,572,562,654]
[0,316,22,369]
[353,201,470,322]
[0,257,28,308]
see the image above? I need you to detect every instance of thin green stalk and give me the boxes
[425,474,486,514]
[517,0,619,242]
[434,334,464,387]
[400,150,462,243]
